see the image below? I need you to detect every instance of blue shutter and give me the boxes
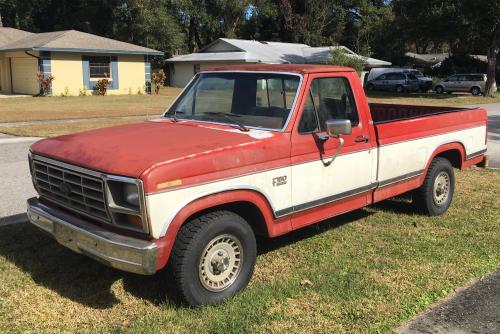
[82,56,90,89]
[110,56,119,89]
[144,55,151,94]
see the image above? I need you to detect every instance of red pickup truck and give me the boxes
[27,64,487,306]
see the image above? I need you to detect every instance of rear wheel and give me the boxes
[471,86,481,96]
[366,83,375,91]
[396,85,404,93]
[413,157,455,216]
[170,210,257,306]
[435,85,444,94]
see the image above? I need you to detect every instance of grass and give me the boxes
[0,117,150,137]
[0,87,182,123]
[0,168,498,333]
[366,91,500,106]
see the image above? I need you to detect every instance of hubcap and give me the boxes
[199,234,242,292]
[433,171,450,205]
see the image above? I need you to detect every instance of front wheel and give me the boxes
[413,157,455,216]
[170,210,257,306]
[435,86,444,94]
[471,86,481,96]
[396,85,404,93]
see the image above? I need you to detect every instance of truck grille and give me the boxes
[32,159,110,222]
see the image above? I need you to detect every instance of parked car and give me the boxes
[434,74,486,95]
[365,71,420,93]
[367,68,433,92]
[406,69,433,92]
[27,64,488,306]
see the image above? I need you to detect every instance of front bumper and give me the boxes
[27,197,158,275]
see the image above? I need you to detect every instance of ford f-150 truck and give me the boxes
[27,64,488,306]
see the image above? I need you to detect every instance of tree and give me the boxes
[458,0,500,97]
[328,46,365,73]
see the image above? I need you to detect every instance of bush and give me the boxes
[328,47,365,74]
[152,70,166,95]
[36,72,55,96]
[95,78,110,96]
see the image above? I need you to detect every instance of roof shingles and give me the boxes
[0,29,162,55]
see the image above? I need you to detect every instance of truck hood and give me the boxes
[31,119,289,191]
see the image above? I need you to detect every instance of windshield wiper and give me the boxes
[202,112,249,132]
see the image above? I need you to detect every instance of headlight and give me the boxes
[105,176,148,233]
[124,183,140,207]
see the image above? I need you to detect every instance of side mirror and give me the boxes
[325,119,352,137]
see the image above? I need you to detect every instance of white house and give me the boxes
[166,38,392,87]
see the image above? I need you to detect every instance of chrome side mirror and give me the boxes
[325,119,352,137]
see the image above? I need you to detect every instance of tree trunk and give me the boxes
[485,44,498,97]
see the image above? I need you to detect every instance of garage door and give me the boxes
[11,58,39,95]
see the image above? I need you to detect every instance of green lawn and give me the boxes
[0,87,182,123]
[366,91,500,106]
[0,168,498,333]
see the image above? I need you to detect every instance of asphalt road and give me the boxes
[464,102,500,168]
[0,134,37,224]
[397,270,500,334]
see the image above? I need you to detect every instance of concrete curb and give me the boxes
[0,213,27,226]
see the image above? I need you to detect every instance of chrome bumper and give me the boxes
[27,197,158,275]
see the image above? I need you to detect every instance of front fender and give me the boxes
[152,189,286,270]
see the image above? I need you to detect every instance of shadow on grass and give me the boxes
[0,203,412,310]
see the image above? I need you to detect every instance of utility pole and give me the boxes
[0,11,3,27]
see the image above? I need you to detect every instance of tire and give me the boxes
[170,210,257,306]
[413,157,455,216]
[471,86,481,96]
[366,83,375,91]
[396,85,404,93]
[435,86,444,94]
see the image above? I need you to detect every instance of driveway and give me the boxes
[0,134,38,224]
[463,103,500,168]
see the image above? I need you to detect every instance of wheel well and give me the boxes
[435,149,462,169]
[184,201,268,237]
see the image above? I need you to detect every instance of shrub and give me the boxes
[95,78,110,96]
[61,86,71,97]
[152,70,166,95]
[79,87,90,96]
[36,72,55,96]
[328,47,365,74]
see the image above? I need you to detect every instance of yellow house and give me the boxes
[0,28,162,96]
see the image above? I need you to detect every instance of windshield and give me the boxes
[410,70,424,77]
[165,72,301,131]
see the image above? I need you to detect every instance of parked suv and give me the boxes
[365,72,420,93]
[434,74,486,95]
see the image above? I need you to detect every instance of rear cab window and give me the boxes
[298,77,359,133]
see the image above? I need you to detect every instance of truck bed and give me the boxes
[369,103,473,124]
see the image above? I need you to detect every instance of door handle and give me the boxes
[354,136,369,143]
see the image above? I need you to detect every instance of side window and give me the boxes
[298,77,359,133]
[448,75,457,81]
[298,91,319,133]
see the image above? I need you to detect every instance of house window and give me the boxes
[89,56,111,78]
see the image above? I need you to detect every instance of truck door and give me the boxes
[289,73,375,229]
